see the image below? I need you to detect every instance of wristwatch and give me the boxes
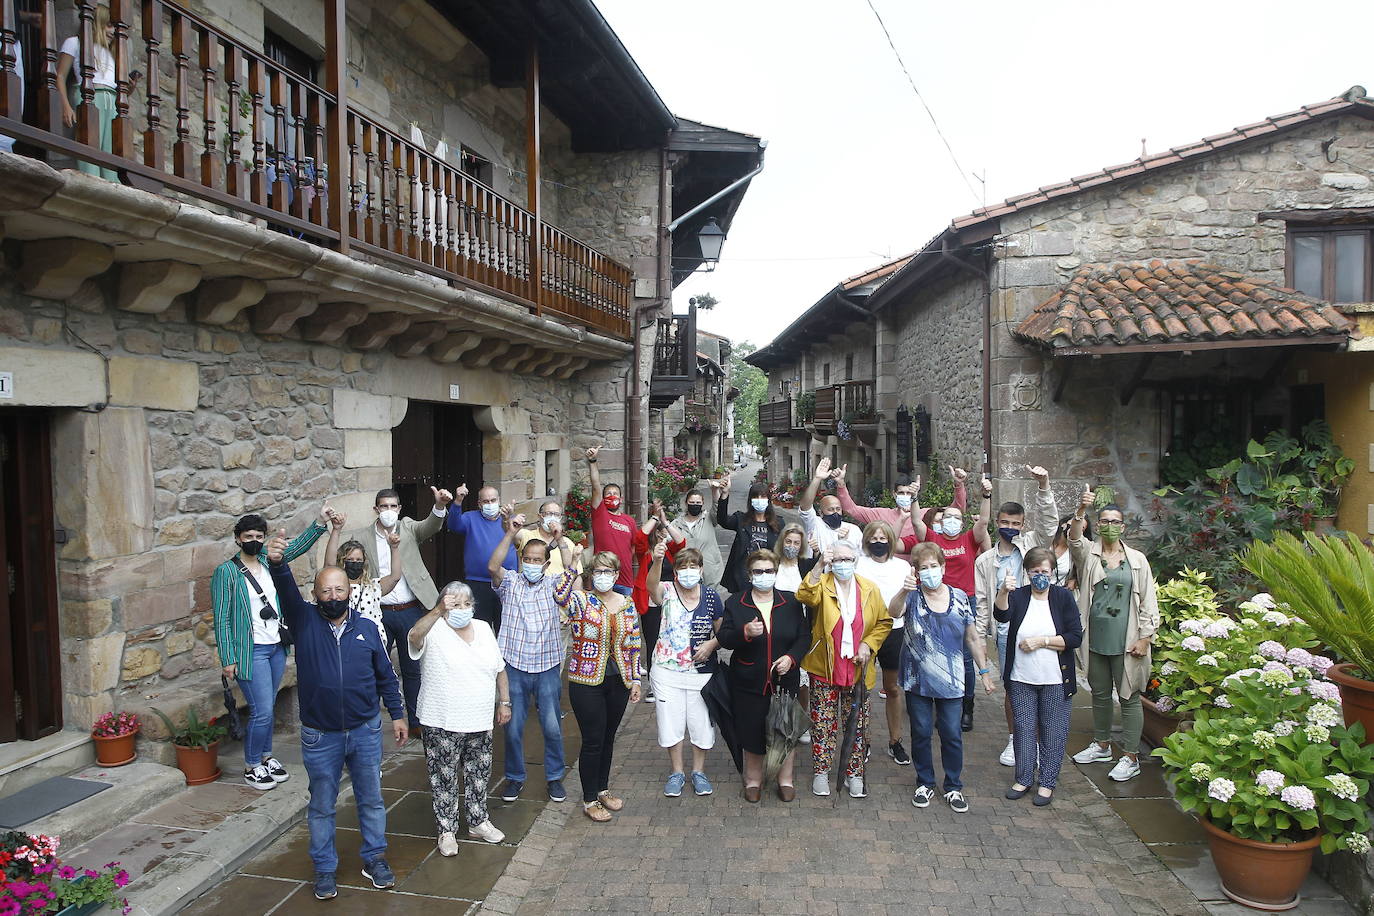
[500,700,512,707]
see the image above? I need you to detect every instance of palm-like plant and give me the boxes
[1243,532,1374,678]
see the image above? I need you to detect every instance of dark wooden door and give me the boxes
[390,402,483,589]
[0,411,61,742]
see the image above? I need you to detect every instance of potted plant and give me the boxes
[150,707,227,786]
[1299,420,1354,531]
[1244,531,1374,742]
[795,392,815,426]
[0,830,131,914]
[90,712,140,767]
[1154,666,1374,910]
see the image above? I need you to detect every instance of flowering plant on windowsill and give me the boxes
[1154,667,1374,853]
[0,830,132,915]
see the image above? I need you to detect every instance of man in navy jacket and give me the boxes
[265,529,408,901]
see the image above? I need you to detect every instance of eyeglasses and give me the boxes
[750,567,776,575]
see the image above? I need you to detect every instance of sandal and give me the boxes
[583,801,612,822]
[597,791,624,812]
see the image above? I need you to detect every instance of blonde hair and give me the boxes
[93,6,112,51]
[911,542,945,568]
[336,539,371,580]
[861,520,897,553]
[777,523,807,561]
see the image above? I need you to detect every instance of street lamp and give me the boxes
[698,217,726,264]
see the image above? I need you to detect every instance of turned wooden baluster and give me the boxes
[109,0,133,157]
[0,0,20,119]
[442,168,457,273]
[74,0,97,147]
[197,29,221,187]
[361,120,377,244]
[405,144,420,259]
[169,13,191,177]
[138,0,162,167]
[310,91,328,226]
[289,83,307,219]
[247,56,266,204]
[223,44,243,196]
[36,0,62,132]
[268,67,287,211]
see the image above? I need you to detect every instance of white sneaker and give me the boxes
[1072,743,1114,764]
[799,730,812,744]
[812,773,831,797]
[1108,756,1142,782]
[468,820,505,844]
[846,776,866,799]
[999,735,1016,767]
[437,833,459,857]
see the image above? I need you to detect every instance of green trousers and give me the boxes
[70,85,117,181]
[1087,651,1143,753]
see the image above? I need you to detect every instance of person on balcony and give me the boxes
[798,457,861,554]
[718,480,782,594]
[55,5,135,181]
[444,483,518,634]
[584,445,636,595]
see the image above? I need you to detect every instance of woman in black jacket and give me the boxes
[717,548,810,803]
[993,546,1083,807]
[717,482,781,594]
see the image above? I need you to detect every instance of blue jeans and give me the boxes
[301,714,386,873]
[906,692,964,792]
[236,642,286,766]
[381,604,428,727]
[503,664,566,783]
[996,621,1009,667]
[611,584,633,597]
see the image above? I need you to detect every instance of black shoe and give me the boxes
[501,779,524,802]
[887,741,911,766]
[960,710,974,732]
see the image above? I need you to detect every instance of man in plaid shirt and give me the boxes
[489,512,578,804]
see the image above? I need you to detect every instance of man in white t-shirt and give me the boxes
[799,456,862,553]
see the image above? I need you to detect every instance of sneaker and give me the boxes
[547,779,567,803]
[999,735,1016,767]
[313,872,337,900]
[663,772,686,797]
[1072,743,1114,764]
[468,820,505,844]
[1108,756,1142,782]
[888,741,911,766]
[500,779,524,802]
[437,833,459,857]
[945,790,969,813]
[690,772,713,796]
[846,776,867,799]
[244,765,276,791]
[799,730,812,744]
[812,773,831,797]
[912,785,934,808]
[361,858,395,889]
[262,756,290,783]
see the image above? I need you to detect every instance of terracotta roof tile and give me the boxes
[1013,260,1353,350]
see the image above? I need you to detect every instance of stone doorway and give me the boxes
[0,410,61,743]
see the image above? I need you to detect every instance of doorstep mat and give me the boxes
[0,776,112,828]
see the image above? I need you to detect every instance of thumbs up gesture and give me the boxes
[431,486,453,509]
[1079,483,1094,513]
[266,528,288,564]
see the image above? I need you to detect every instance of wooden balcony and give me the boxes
[813,380,878,439]
[0,0,631,338]
[758,399,791,437]
[650,304,696,409]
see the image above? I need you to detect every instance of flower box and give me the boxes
[1141,696,1188,748]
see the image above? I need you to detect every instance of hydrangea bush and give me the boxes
[1154,668,1374,853]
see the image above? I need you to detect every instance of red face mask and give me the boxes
[603,495,622,511]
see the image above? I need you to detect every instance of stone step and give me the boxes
[27,760,186,849]
[0,728,96,796]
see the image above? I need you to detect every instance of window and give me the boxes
[264,28,318,82]
[544,450,558,497]
[1288,227,1373,303]
[460,146,494,186]
[845,354,854,381]
[822,363,830,385]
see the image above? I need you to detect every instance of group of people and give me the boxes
[209,447,1159,900]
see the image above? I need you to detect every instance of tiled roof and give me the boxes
[952,88,1374,231]
[1014,260,1353,351]
[841,253,915,290]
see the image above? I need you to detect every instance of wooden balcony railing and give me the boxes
[758,400,791,437]
[0,0,632,338]
[813,380,877,436]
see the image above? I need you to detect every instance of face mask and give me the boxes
[592,572,616,593]
[447,604,474,629]
[867,541,890,558]
[317,597,349,621]
[919,567,943,590]
[894,494,913,510]
[1099,522,1124,542]
[1030,572,1051,591]
[541,514,562,532]
[377,508,399,528]
[685,503,704,517]
[781,544,800,559]
[822,513,842,530]
[676,569,702,589]
[750,572,776,591]
[998,526,1020,542]
[521,562,545,583]
[343,560,365,579]
[831,561,856,581]
[750,498,769,513]
[940,518,963,538]
[480,501,501,519]
[603,495,622,512]
[239,539,264,557]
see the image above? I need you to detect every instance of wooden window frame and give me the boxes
[1285,224,1374,303]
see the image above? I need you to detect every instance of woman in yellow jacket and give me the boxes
[797,540,892,799]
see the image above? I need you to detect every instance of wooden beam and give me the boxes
[324,0,348,251]
[525,34,542,315]
[1258,207,1374,224]
[1050,335,1348,357]
[1120,354,1154,406]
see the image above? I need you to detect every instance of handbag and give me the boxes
[232,557,293,649]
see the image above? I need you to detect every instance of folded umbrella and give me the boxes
[220,675,245,742]
[834,659,870,799]
[701,668,743,774]
[763,684,807,781]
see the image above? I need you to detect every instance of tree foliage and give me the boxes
[728,340,767,449]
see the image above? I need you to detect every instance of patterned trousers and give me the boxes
[1007,681,1071,790]
[422,725,494,835]
[810,680,870,779]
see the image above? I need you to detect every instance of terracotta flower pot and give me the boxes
[1200,817,1320,911]
[1140,697,1187,748]
[174,740,222,786]
[1327,663,1374,745]
[91,727,138,767]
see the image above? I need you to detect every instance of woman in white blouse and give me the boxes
[54,5,135,180]
[408,582,511,856]
[337,534,401,643]
[856,521,915,767]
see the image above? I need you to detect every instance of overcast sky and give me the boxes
[594,0,1374,350]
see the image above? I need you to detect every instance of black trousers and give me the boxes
[568,677,630,803]
[641,607,662,671]
[470,579,502,637]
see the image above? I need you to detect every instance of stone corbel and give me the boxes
[491,344,534,372]
[299,302,370,342]
[18,239,114,299]
[253,293,320,336]
[194,277,266,325]
[535,352,573,378]
[513,347,551,374]
[461,339,511,369]
[431,332,483,364]
[118,261,203,314]
[555,357,590,380]
[391,322,448,358]
[350,312,412,350]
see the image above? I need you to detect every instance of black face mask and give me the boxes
[822,513,842,530]
[686,503,704,517]
[868,541,890,558]
[317,598,349,621]
[343,560,365,579]
[240,540,264,557]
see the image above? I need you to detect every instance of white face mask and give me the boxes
[592,572,616,593]
[894,494,913,509]
[541,514,562,532]
[750,497,769,513]
[940,518,963,538]
[480,501,501,519]
[447,604,474,629]
[377,508,399,528]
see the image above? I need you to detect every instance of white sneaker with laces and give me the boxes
[437,833,459,857]
[999,735,1016,767]
[846,776,866,799]
[262,756,290,783]
[468,820,506,844]
[799,730,811,744]
[812,773,831,797]
[1072,743,1114,764]
[944,790,969,813]
[1108,756,1142,782]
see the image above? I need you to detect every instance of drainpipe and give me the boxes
[665,144,766,233]
[939,237,992,471]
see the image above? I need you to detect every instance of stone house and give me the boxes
[752,86,1374,529]
[0,0,762,783]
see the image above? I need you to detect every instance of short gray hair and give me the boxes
[440,581,474,604]
[831,540,859,560]
[539,499,561,514]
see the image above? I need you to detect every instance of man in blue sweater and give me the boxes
[445,483,518,635]
[265,529,408,902]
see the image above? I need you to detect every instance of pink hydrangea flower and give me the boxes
[1307,680,1342,703]
[1311,655,1336,676]
[1286,647,1316,668]
[1154,696,1176,713]
[1258,641,1287,660]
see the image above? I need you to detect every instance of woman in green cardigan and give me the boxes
[212,507,337,790]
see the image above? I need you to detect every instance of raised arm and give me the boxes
[443,483,471,534]
[1068,484,1093,567]
[489,514,524,587]
[644,540,667,608]
[265,529,310,630]
[378,529,402,594]
[415,485,453,543]
[1026,465,1058,543]
[282,514,329,562]
[321,506,344,565]
[798,455,831,513]
[408,596,448,653]
[972,475,993,551]
[585,446,603,507]
[717,490,739,531]
[993,568,1016,619]
[889,571,918,619]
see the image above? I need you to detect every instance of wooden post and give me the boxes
[524,35,541,313]
[74,0,96,146]
[324,0,349,251]
[0,0,20,118]
[139,0,163,168]
[109,0,133,156]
